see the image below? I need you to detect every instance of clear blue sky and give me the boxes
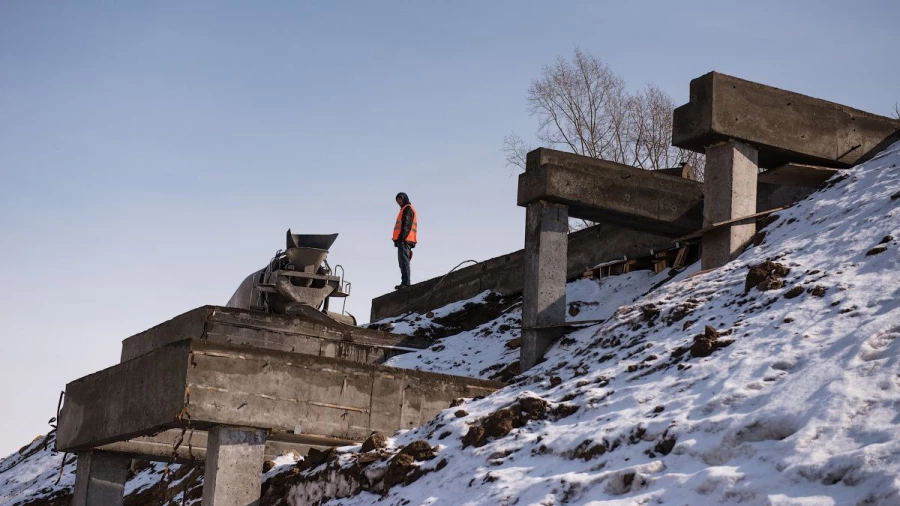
[1,1,898,456]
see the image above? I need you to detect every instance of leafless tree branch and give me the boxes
[503,49,709,230]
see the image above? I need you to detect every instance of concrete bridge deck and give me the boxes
[518,148,705,236]
[122,305,431,365]
[673,71,900,169]
[58,338,502,452]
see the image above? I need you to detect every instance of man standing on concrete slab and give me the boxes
[392,192,418,289]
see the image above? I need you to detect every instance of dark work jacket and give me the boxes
[396,192,415,247]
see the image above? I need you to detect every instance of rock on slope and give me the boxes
[284,142,900,506]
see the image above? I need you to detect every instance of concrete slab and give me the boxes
[673,72,900,169]
[120,306,429,364]
[57,339,504,452]
[369,222,674,321]
[517,148,704,236]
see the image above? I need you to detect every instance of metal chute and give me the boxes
[226,229,354,325]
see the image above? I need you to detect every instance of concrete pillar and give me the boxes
[521,200,568,371]
[702,140,759,269]
[71,451,130,506]
[202,426,266,506]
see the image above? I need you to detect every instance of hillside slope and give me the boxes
[285,141,900,506]
[2,141,897,506]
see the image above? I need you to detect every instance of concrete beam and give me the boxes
[72,451,130,506]
[673,71,900,169]
[521,201,568,371]
[57,341,191,451]
[96,429,345,463]
[120,305,429,363]
[702,140,759,269]
[57,339,504,452]
[202,426,266,506]
[757,163,839,187]
[518,148,704,236]
[369,222,675,321]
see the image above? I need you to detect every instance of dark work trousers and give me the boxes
[397,241,412,286]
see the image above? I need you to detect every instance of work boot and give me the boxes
[395,284,405,290]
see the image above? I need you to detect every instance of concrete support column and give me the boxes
[702,140,759,269]
[202,426,267,506]
[72,451,130,506]
[521,200,568,371]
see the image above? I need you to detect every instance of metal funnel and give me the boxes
[285,247,329,273]
[286,230,339,251]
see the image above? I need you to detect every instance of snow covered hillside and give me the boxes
[282,142,900,506]
[2,141,897,506]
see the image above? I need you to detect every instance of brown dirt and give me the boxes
[784,286,804,299]
[361,431,388,453]
[414,293,516,341]
[461,397,577,449]
[745,260,790,293]
[486,361,520,383]
[809,285,828,297]
[690,325,734,358]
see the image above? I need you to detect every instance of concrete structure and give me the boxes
[370,221,676,321]
[60,307,502,505]
[202,426,266,506]
[702,140,759,268]
[96,428,344,464]
[58,338,501,450]
[517,148,704,236]
[673,71,900,270]
[122,305,428,364]
[521,201,568,370]
[673,71,900,169]
[515,148,704,370]
[72,451,130,506]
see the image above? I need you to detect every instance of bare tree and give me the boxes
[504,49,704,179]
[893,101,900,120]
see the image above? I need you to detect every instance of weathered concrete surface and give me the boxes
[756,163,838,210]
[97,428,346,463]
[72,451,130,506]
[521,201,568,370]
[758,163,839,187]
[703,140,759,269]
[673,71,900,168]
[518,148,704,235]
[370,222,675,322]
[201,426,266,506]
[757,182,818,211]
[121,305,428,364]
[58,342,190,452]
[57,339,504,452]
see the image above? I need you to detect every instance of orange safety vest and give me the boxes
[392,204,418,244]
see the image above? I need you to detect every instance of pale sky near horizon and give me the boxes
[1,1,898,457]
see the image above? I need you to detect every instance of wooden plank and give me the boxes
[672,246,689,269]
[676,207,788,242]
